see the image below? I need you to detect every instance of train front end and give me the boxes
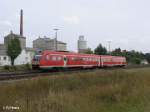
[32,55,41,70]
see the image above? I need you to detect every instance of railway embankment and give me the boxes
[0,67,150,112]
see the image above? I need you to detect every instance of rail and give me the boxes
[0,64,150,81]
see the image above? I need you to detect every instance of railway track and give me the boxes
[0,68,96,81]
[0,64,150,81]
[0,70,42,81]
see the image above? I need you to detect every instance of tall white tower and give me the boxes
[78,35,87,53]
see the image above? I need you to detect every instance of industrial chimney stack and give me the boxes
[20,9,23,36]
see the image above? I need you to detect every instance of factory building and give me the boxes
[4,31,26,49]
[78,35,87,53]
[33,36,67,51]
[0,9,35,66]
[0,47,35,66]
[0,44,10,66]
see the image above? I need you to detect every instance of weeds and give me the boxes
[0,68,150,112]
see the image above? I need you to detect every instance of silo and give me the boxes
[78,35,87,53]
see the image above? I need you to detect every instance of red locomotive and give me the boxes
[32,51,127,70]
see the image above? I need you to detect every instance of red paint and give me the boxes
[32,51,127,69]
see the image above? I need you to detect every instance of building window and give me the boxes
[3,57,7,60]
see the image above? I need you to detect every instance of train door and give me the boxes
[98,57,101,67]
[101,57,104,67]
[64,55,67,67]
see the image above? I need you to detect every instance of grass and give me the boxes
[0,68,150,112]
[0,64,32,72]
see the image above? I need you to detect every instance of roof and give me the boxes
[42,51,99,57]
[5,32,26,39]
[42,51,126,59]
[33,37,66,45]
[57,41,66,44]
[51,39,66,44]
[25,47,36,52]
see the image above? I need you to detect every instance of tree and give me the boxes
[7,38,21,66]
[85,48,93,54]
[112,48,122,56]
[94,44,107,55]
[145,53,150,63]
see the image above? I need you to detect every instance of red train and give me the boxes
[32,51,127,70]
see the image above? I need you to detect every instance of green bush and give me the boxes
[1,64,32,72]
[25,63,32,70]
[3,65,10,70]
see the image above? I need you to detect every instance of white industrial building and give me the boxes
[33,36,67,51]
[0,10,36,66]
[0,31,35,66]
[0,45,35,66]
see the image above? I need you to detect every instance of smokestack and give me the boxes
[20,9,23,36]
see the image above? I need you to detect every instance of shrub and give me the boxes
[25,63,32,70]
[3,65,10,70]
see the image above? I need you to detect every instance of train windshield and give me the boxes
[33,55,41,61]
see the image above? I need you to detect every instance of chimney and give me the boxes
[20,9,23,36]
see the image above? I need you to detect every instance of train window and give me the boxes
[46,55,50,60]
[33,55,41,61]
[90,58,92,61]
[71,57,75,61]
[73,57,77,61]
[52,56,57,61]
[83,58,86,61]
[87,58,89,61]
[3,57,7,60]
[92,58,94,61]
[97,59,99,61]
[57,56,62,61]
[103,59,106,62]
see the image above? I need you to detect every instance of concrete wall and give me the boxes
[0,56,11,66]
[4,33,26,49]
[57,43,67,51]
[33,37,67,51]
[0,49,35,66]
[14,49,35,65]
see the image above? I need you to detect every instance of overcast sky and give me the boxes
[0,0,150,52]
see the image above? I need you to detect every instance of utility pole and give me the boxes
[107,41,111,55]
[53,28,59,51]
